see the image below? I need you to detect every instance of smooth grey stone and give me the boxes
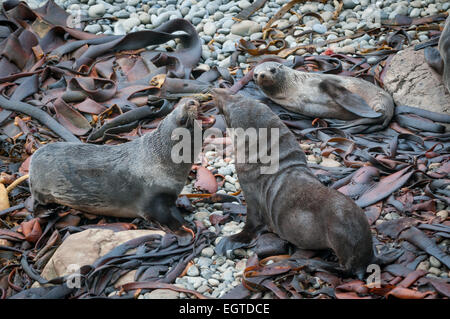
[84,24,101,33]
[343,0,359,10]
[312,23,327,34]
[88,3,105,18]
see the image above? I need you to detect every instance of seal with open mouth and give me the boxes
[253,61,395,131]
[29,98,201,232]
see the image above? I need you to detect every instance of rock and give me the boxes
[122,17,141,32]
[222,40,237,52]
[437,210,448,220]
[84,24,101,33]
[223,268,234,282]
[144,289,180,299]
[208,278,220,286]
[194,210,209,221]
[138,12,151,24]
[201,247,215,258]
[36,229,164,287]
[343,0,358,10]
[417,260,430,272]
[238,0,252,9]
[410,8,421,18]
[429,256,442,268]
[384,47,450,116]
[321,11,333,22]
[88,4,105,18]
[187,265,200,277]
[203,22,217,36]
[429,267,442,276]
[197,256,213,268]
[312,23,327,34]
[231,20,261,36]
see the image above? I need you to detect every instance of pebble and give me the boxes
[144,289,180,299]
[436,210,448,220]
[84,24,101,33]
[122,17,140,32]
[187,265,200,277]
[312,23,327,34]
[88,4,105,18]
[201,247,215,258]
[208,278,220,286]
[429,267,442,276]
[222,40,237,52]
[238,0,251,10]
[343,0,359,10]
[138,12,150,24]
[417,261,430,272]
[231,20,261,36]
[198,257,213,269]
[429,256,442,269]
[320,157,342,167]
[203,22,217,36]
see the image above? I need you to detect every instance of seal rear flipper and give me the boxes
[318,79,382,119]
[424,47,444,75]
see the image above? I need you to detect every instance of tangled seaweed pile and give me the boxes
[0,0,449,299]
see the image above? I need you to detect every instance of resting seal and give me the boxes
[253,61,395,131]
[425,15,450,93]
[30,98,201,231]
[213,89,375,278]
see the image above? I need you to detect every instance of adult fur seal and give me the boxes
[253,61,395,131]
[425,15,450,93]
[213,89,376,278]
[30,98,201,231]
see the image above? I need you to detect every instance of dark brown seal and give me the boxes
[425,15,450,93]
[213,89,375,278]
[253,61,395,130]
[30,98,201,231]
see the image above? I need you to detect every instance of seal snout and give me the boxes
[176,98,198,127]
[253,63,281,88]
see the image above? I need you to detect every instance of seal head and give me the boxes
[253,62,294,98]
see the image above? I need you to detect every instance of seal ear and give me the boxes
[319,79,382,118]
[424,47,444,75]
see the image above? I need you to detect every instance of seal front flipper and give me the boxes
[318,79,382,119]
[424,47,444,75]
[215,223,263,256]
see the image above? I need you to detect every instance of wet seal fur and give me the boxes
[30,98,201,232]
[253,61,395,131]
[425,15,450,93]
[213,89,377,278]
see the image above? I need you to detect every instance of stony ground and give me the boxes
[22,0,450,299]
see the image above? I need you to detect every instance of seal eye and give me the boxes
[270,67,276,74]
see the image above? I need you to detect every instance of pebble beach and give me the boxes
[19,0,450,299]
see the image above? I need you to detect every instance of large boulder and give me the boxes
[36,228,165,288]
[383,47,450,115]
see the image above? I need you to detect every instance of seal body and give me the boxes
[213,89,375,278]
[30,98,201,231]
[253,61,395,129]
[439,15,450,93]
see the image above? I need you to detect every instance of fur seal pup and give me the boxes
[425,15,450,93]
[253,61,395,131]
[30,98,201,232]
[213,89,375,278]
